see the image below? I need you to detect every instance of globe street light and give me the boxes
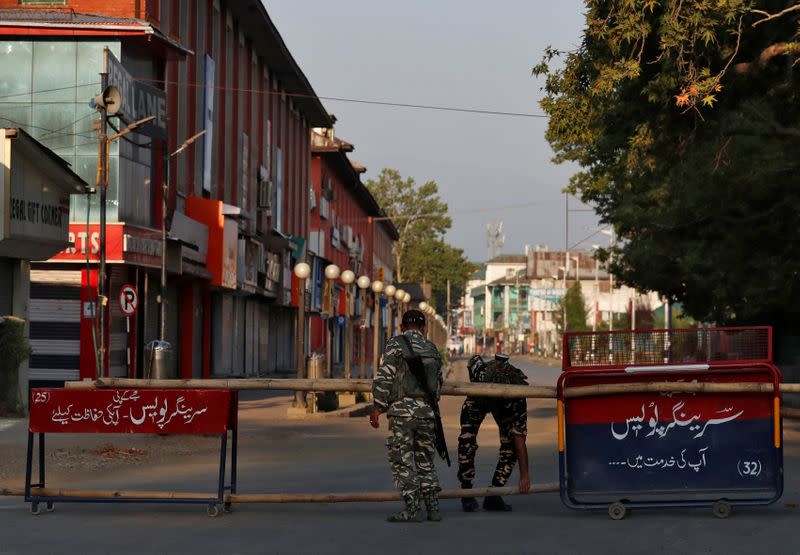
[356,275,371,379]
[323,264,341,379]
[384,284,397,338]
[341,270,355,379]
[293,262,311,409]
[395,288,406,324]
[371,280,384,377]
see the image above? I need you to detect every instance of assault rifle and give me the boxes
[397,336,451,466]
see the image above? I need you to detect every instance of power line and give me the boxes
[351,199,563,223]
[136,77,548,119]
[0,82,101,101]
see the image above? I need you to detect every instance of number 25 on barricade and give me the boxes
[118,284,138,317]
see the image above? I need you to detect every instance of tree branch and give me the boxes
[751,4,800,27]
[733,42,799,74]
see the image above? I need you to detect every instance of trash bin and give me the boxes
[144,340,176,379]
[307,353,325,380]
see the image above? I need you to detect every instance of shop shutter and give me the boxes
[28,269,81,383]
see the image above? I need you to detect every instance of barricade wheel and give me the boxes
[223,502,232,513]
[30,503,41,516]
[46,501,55,512]
[712,500,731,519]
[207,504,220,518]
[608,502,627,520]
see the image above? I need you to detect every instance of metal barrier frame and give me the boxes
[23,391,239,517]
[556,361,783,517]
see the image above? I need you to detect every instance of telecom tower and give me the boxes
[486,221,505,260]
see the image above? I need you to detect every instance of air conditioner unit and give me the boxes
[258,179,272,209]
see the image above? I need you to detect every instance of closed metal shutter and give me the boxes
[29,269,81,382]
[108,266,129,378]
[0,259,13,315]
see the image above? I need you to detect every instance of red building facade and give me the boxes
[0,1,330,383]
[308,128,398,370]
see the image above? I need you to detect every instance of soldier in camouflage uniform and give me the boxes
[370,309,444,523]
[457,353,531,512]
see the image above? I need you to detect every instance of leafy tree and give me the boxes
[366,168,451,283]
[402,238,477,311]
[555,281,590,333]
[534,1,800,329]
[367,169,474,314]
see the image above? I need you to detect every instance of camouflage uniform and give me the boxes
[372,330,443,519]
[457,360,528,489]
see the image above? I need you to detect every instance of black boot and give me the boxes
[460,481,479,512]
[387,493,423,523]
[483,495,512,512]
[422,490,442,522]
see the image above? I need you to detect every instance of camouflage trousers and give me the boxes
[387,416,441,498]
[457,398,517,488]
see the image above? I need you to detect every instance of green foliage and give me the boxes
[367,169,475,313]
[555,282,590,333]
[535,0,800,328]
[366,168,451,283]
[0,316,31,415]
[402,238,477,311]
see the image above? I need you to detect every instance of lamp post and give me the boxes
[160,130,206,344]
[323,264,340,378]
[394,288,406,332]
[419,302,430,340]
[293,262,311,408]
[591,244,601,333]
[96,113,155,378]
[341,270,355,379]
[356,275,371,379]
[384,284,397,338]
[371,280,384,377]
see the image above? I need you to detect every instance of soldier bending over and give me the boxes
[457,353,531,512]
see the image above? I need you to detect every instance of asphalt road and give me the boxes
[1,359,800,554]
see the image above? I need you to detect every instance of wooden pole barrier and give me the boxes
[1,483,559,502]
[77,377,559,400]
[67,377,800,400]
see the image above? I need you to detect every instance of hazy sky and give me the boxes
[266,1,602,262]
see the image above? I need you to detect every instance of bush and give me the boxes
[0,316,31,415]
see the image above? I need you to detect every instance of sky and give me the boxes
[266,0,602,262]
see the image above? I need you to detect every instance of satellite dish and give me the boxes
[90,86,122,115]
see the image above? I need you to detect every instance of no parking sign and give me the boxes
[118,284,138,316]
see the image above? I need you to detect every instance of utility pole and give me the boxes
[446,279,451,342]
[96,60,109,379]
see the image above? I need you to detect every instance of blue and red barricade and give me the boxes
[557,327,782,518]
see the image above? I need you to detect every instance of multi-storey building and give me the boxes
[308,127,397,371]
[0,1,330,384]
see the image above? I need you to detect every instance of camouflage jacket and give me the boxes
[483,360,529,436]
[372,330,443,419]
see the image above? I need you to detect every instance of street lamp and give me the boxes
[323,264,340,378]
[394,288,406,327]
[371,280,384,377]
[356,275,371,379]
[384,284,397,338]
[96,113,156,378]
[341,270,355,379]
[160,130,207,344]
[293,262,311,408]
[591,244,601,333]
